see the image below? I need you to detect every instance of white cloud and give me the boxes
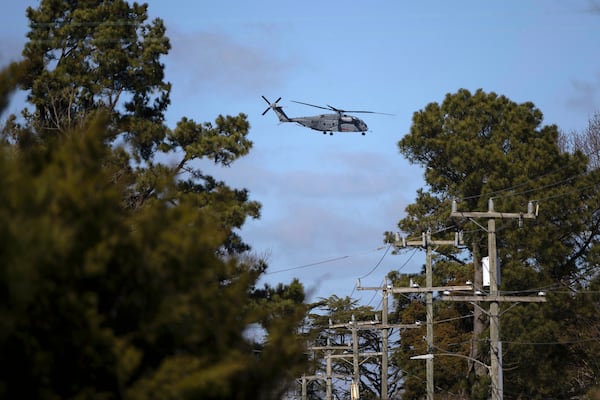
[165,28,298,98]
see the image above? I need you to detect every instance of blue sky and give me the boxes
[1,1,599,306]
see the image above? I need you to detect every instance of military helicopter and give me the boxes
[261,96,390,135]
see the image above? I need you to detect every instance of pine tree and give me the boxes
[392,88,600,398]
[0,2,310,398]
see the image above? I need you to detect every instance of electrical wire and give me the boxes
[358,243,392,280]
[349,245,422,302]
[364,279,384,308]
[265,245,393,276]
[457,144,600,203]
[433,313,474,325]
[264,255,350,275]
[458,162,598,207]
[503,337,600,345]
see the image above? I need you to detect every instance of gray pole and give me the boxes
[399,231,459,400]
[329,314,409,400]
[382,285,389,400]
[326,340,332,400]
[425,231,434,400]
[470,243,486,377]
[302,376,307,400]
[357,281,452,399]
[352,314,360,387]
[448,198,541,400]
[488,201,501,400]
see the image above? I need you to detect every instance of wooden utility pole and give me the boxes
[381,285,389,399]
[330,308,418,400]
[351,315,360,387]
[395,230,462,400]
[308,340,353,400]
[357,275,470,400]
[446,198,546,400]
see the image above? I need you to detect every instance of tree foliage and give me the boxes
[0,2,310,399]
[20,0,171,157]
[561,111,600,170]
[304,295,407,399]
[391,89,600,398]
[7,0,257,255]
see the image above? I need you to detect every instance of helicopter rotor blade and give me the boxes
[326,105,393,115]
[293,99,394,115]
[262,96,282,106]
[292,100,331,111]
[261,96,282,115]
[326,105,344,113]
[341,110,394,115]
[261,96,271,115]
[333,108,394,115]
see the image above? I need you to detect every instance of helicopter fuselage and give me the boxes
[290,114,368,134]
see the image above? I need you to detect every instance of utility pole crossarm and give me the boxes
[357,285,472,293]
[393,230,462,249]
[356,285,389,291]
[329,322,420,330]
[388,285,473,294]
[299,374,352,381]
[329,352,384,359]
[309,345,352,351]
[450,198,539,221]
[451,211,535,219]
[440,295,547,303]
[328,321,378,329]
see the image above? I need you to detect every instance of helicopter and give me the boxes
[261,96,390,135]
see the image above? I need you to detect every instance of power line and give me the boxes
[438,335,600,347]
[459,164,579,201]
[358,244,392,279]
[364,280,383,308]
[265,246,390,276]
[433,313,474,325]
[265,255,350,275]
[456,150,599,204]
[503,337,600,346]
[350,246,420,301]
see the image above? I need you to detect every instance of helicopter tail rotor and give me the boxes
[262,96,282,115]
[261,96,290,122]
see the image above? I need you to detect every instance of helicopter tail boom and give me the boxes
[261,96,290,122]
